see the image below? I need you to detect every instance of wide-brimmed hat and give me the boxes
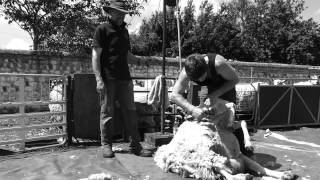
[103,0,133,14]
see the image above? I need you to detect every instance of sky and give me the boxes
[0,0,319,50]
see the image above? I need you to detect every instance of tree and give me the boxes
[130,6,179,57]
[40,1,98,54]
[0,0,147,53]
[286,19,320,65]
[131,15,162,56]
[0,0,64,50]
[180,0,196,56]
[42,0,148,54]
[238,0,320,65]
[131,0,320,65]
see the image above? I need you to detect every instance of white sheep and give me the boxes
[293,75,319,86]
[273,79,287,85]
[49,83,63,123]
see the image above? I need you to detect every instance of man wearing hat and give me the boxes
[92,0,152,158]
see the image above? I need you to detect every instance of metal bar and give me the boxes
[66,75,74,145]
[0,73,63,77]
[161,0,167,134]
[176,0,182,71]
[62,77,68,139]
[134,90,173,93]
[287,86,294,125]
[258,123,320,129]
[25,141,67,151]
[254,83,260,127]
[0,133,67,146]
[250,67,253,83]
[247,90,257,124]
[239,77,317,81]
[0,122,66,133]
[0,101,66,107]
[131,77,176,80]
[40,76,44,101]
[318,94,320,123]
[0,111,66,120]
[26,133,67,142]
[18,77,26,151]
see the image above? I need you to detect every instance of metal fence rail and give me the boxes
[0,73,68,152]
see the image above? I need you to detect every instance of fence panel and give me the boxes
[256,85,320,128]
[0,73,67,152]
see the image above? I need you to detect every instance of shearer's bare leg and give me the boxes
[218,169,252,180]
[227,103,254,157]
[215,128,254,180]
[224,102,252,150]
[240,120,254,152]
[215,158,254,180]
[240,154,297,180]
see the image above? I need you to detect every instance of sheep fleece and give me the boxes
[154,121,229,180]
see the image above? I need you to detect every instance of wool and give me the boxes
[154,121,228,180]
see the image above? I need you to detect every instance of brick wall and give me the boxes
[1,49,319,79]
[0,49,319,103]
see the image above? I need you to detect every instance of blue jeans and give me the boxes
[99,79,141,146]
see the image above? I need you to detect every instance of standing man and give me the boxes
[171,53,254,157]
[92,0,152,158]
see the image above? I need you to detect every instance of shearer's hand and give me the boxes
[191,107,207,121]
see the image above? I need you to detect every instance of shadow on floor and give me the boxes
[254,153,282,170]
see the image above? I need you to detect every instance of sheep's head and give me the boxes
[199,98,234,128]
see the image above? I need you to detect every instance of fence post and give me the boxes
[62,76,68,143]
[66,75,74,145]
[18,77,26,151]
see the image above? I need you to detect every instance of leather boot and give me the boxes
[130,143,152,157]
[101,144,114,158]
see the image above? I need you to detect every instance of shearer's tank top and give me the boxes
[191,53,236,103]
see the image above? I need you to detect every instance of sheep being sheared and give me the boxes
[154,98,297,180]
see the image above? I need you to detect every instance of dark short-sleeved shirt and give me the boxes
[192,53,236,103]
[93,19,131,80]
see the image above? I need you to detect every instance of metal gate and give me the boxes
[256,85,320,128]
[0,73,67,152]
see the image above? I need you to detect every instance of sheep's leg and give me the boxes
[226,102,253,152]
[240,154,297,180]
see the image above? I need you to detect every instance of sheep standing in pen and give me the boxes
[154,98,298,180]
[49,81,63,123]
[293,75,319,85]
